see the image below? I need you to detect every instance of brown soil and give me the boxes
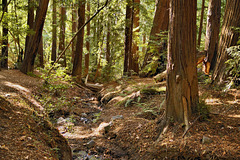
[1,69,240,159]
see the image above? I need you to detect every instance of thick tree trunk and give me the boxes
[20,0,49,74]
[212,0,240,84]
[51,0,57,64]
[1,0,8,69]
[72,0,85,82]
[166,0,198,123]
[141,0,169,76]
[197,0,205,47]
[123,0,133,75]
[204,0,221,71]
[131,0,140,74]
[25,0,34,56]
[59,1,66,67]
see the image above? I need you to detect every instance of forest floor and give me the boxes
[0,69,240,159]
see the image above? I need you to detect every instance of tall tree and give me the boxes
[59,0,67,67]
[51,0,57,64]
[131,0,140,74]
[1,0,8,69]
[84,1,90,77]
[38,37,44,68]
[197,0,205,47]
[204,0,221,72]
[25,0,34,54]
[141,0,169,76]
[72,2,77,62]
[20,0,49,74]
[212,0,240,84]
[166,0,198,124]
[123,0,133,75]
[72,0,85,82]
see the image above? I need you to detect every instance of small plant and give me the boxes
[198,100,210,121]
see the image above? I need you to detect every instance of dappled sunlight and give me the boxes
[0,75,6,79]
[3,81,30,93]
[205,98,222,105]
[61,122,112,139]
[227,114,240,118]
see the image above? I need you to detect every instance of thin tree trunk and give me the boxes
[20,0,49,74]
[197,0,205,47]
[166,0,198,123]
[51,0,57,64]
[72,2,77,62]
[1,0,8,69]
[84,1,90,77]
[72,0,85,82]
[204,0,221,71]
[59,1,66,67]
[212,0,240,84]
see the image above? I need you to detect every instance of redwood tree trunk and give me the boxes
[1,0,8,69]
[38,37,44,68]
[25,0,34,56]
[197,0,205,47]
[123,0,133,75]
[59,1,66,67]
[204,0,221,71]
[132,0,140,74]
[51,0,57,64]
[166,0,198,123]
[20,0,49,74]
[72,0,85,82]
[212,0,240,84]
[141,0,169,76]
[72,2,77,62]
[84,1,90,77]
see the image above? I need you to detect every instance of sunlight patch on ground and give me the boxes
[205,98,222,105]
[3,81,30,93]
[0,75,6,79]
[227,114,240,118]
[61,122,112,139]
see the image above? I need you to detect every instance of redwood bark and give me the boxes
[197,0,205,47]
[84,2,90,77]
[72,2,77,62]
[123,0,133,75]
[20,0,49,74]
[132,0,140,74]
[204,0,221,71]
[51,0,57,64]
[25,0,34,55]
[38,37,44,68]
[72,0,85,82]
[212,0,240,84]
[1,0,8,69]
[166,0,198,123]
[59,1,66,67]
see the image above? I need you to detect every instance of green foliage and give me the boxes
[198,100,210,121]
[225,45,240,88]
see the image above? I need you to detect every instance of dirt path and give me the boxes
[1,69,240,159]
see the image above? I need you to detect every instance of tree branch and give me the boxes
[0,0,12,24]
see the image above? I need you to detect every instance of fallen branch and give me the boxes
[47,0,109,76]
[182,115,202,138]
